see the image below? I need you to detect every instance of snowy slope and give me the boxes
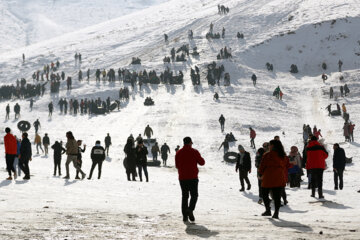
[0,0,360,239]
[0,0,168,53]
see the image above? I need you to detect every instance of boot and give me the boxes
[318,188,324,199]
[272,210,279,219]
[247,184,251,190]
[311,188,315,197]
[262,208,271,216]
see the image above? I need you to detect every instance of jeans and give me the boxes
[310,168,324,196]
[36,143,44,154]
[44,144,49,155]
[263,187,283,213]
[250,138,256,149]
[89,160,103,179]
[13,157,21,176]
[54,158,61,175]
[19,158,30,177]
[334,169,344,189]
[6,154,16,176]
[137,165,148,181]
[153,152,158,161]
[239,169,250,188]
[179,179,199,217]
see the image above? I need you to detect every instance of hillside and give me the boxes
[0,0,359,239]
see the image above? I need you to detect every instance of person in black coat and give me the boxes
[136,140,149,182]
[51,141,66,176]
[19,132,32,180]
[333,143,346,190]
[88,141,106,179]
[124,138,137,181]
[255,147,266,203]
[235,145,251,191]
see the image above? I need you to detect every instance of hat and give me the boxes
[183,137,192,145]
[238,145,245,151]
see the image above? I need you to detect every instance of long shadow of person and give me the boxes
[185,223,219,238]
[0,180,12,188]
[269,218,313,232]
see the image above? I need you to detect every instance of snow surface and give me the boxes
[0,0,360,239]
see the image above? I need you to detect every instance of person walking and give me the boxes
[75,140,86,179]
[250,127,256,149]
[136,139,149,182]
[33,119,41,134]
[219,114,225,132]
[175,137,205,222]
[288,146,302,188]
[236,145,251,191]
[51,141,65,176]
[306,136,328,198]
[104,133,111,156]
[19,132,32,180]
[160,143,170,166]
[124,137,137,181]
[255,147,266,204]
[5,104,10,120]
[43,133,50,156]
[151,142,160,161]
[34,133,44,154]
[64,131,86,179]
[218,138,229,155]
[13,136,22,177]
[333,143,346,190]
[259,140,287,219]
[4,128,18,180]
[144,125,154,139]
[88,141,106,180]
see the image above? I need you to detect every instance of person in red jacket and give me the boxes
[250,127,256,149]
[306,136,328,198]
[259,140,287,219]
[175,137,205,223]
[4,127,18,180]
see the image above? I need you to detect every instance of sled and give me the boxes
[17,121,31,132]
[143,138,156,145]
[330,110,341,116]
[224,152,237,163]
[346,157,352,164]
[93,107,106,115]
[147,160,161,167]
[109,102,118,111]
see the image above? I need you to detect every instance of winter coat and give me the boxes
[151,145,160,154]
[161,144,170,156]
[219,141,229,150]
[236,151,251,171]
[349,124,355,134]
[343,124,350,137]
[219,116,225,124]
[144,127,153,138]
[333,147,346,170]
[303,130,309,142]
[43,136,50,145]
[91,146,106,161]
[305,140,328,170]
[250,129,256,139]
[34,135,41,144]
[175,145,205,180]
[135,145,148,166]
[51,142,65,160]
[77,147,86,161]
[4,133,17,155]
[259,151,287,188]
[314,131,322,139]
[19,137,32,160]
[124,143,137,170]
[66,139,78,155]
[104,136,111,147]
[16,140,21,156]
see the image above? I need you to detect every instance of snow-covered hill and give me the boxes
[0,0,360,239]
[0,0,168,53]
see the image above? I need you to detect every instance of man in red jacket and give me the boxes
[250,127,256,149]
[4,127,18,180]
[306,136,328,198]
[175,137,205,222]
